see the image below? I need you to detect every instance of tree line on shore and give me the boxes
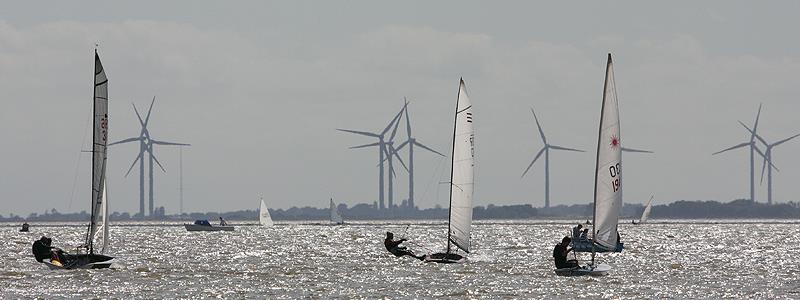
[2,199,798,222]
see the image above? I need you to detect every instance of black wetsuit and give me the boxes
[384,238,423,260]
[32,240,53,263]
[552,243,578,269]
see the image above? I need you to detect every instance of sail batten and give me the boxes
[88,51,109,251]
[593,53,623,250]
[447,79,474,253]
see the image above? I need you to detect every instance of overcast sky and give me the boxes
[2,1,800,215]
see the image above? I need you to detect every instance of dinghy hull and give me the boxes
[43,254,114,270]
[424,253,466,264]
[554,263,611,276]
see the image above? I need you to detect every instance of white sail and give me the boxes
[330,198,344,224]
[447,79,475,253]
[88,51,109,249]
[592,53,623,250]
[639,196,653,224]
[95,180,110,254]
[259,198,274,226]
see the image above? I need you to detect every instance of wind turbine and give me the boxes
[739,121,799,205]
[110,97,190,217]
[521,107,584,208]
[712,104,765,203]
[393,99,445,210]
[338,103,407,210]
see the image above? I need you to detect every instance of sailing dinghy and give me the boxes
[556,54,623,276]
[632,195,653,225]
[41,50,114,270]
[330,198,344,225]
[424,79,474,264]
[260,197,274,226]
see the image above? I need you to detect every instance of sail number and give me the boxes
[609,163,620,192]
[100,114,108,142]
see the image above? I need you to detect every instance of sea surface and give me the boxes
[1,220,797,299]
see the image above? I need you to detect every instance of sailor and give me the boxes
[219,217,228,226]
[579,228,589,241]
[552,236,579,269]
[20,222,29,232]
[572,224,583,239]
[32,236,64,263]
[384,232,425,260]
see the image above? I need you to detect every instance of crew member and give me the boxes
[384,232,424,260]
[553,236,579,269]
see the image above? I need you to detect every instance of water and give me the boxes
[2,220,797,299]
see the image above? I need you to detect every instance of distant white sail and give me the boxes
[259,198,274,226]
[639,196,653,224]
[88,51,109,250]
[330,198,344,224]
[448,79,475,253]
[592,53,623,250]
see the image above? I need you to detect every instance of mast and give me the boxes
[446,78,463,254]
[592,53,613,265]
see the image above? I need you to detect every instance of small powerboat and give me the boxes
[184,220,234,232]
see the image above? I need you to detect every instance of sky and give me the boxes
[2,1,800,215]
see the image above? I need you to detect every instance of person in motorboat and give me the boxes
[384,232,425,260]
[553,236,579,269]
[20,222,29,232]
[219,217,228,226]
[32,236,65,263]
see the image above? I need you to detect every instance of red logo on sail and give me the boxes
[609,135,619,148]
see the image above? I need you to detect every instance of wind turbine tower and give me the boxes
[394,99,445,210]
[713,104,765,203]
[739,120,799,204]
[110,97,190,217]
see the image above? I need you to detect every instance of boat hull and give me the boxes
[424,253,466,264]
[184,224,234,231]
[572,240,624,253]
[554,263,611,276]
[42,254,114,270]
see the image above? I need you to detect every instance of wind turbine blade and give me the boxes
[753,146,778,172]
[404,98,412,138]
[337,129,379,138]
[132,103,145,127]
[414,141,446,157]
[760,152,767,185]
[392,147,409,172]
[773,132,800,147]
[151,140,191,146]
[144,96,156,127]
[383,102,408,136]
[752,103,762,136]
[146,146,167,173]
[394,140,409,152]
[549,145,585,152]
[712,142,751,155]
[124,154,141,177]
[109,137,142,146]
[621,147,654,153]
[349,142,381,149]
[521,148,546,178]
[530,107,547,144]
[738,120,768,146]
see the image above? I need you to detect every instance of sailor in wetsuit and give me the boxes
[553,236,579,269]
[384,232,425,260]
[32,236,65,263]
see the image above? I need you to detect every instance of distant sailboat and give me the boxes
[424,78,474,264]
[633,195,654,225]
[260,197,274,227]
[330,198,344,225]
[41,50,114,269]
[556,54,623,276]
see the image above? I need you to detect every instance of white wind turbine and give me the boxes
[739,121,799,205]
[713,104,766,202]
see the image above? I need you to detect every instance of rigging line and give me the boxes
[67,105,94,211]
[418,155,448,210]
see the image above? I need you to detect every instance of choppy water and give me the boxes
[2,220,798,299]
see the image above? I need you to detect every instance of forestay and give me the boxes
[88,51,109,251]
[260,199,274,226]
[448,79,475,253]
[592,54,622,250]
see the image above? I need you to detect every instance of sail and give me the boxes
[447,79,475,253]
[639,196,653,224]
[88,51,109,250]
[592,53,622,250]
[330,198,344,224]
[259,199,274,226]
[95,180,110,254]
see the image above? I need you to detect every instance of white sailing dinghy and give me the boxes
[260,197,274,227]
[330,198,344,225]
[43,50,114,270]
[556,54,623,276]
[632,195,653,225]
[424,78,474,264]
